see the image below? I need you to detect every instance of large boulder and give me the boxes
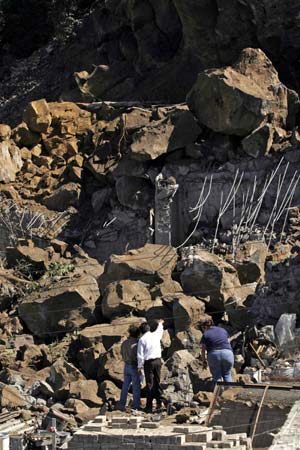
[48,102,92,136]
[23,99,51,134]
[97,342,123,385]
[68,380,102,407]
[0,385,28,409]
[0,125,11,141]
[233,241,267,284]
[48,357,85,396]
[172,294,206,333]
[100,244,177,288]
[18,275,99,336]
[101,279,152,319]
[43,182,81,211]
[6,244,49,273]
[0,141,23,183]
[80,317,144,350]
[180,248,241,310]
[187,48,290,136]
[77,343,105,378]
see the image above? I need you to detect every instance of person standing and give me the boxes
[200,319,234,383]
[137,319,164,413]
[119,325,141,411]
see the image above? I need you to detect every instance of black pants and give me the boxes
[144,358,163,410]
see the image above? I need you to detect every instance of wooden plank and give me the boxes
[205,384,221,426]
[250,385,269,441]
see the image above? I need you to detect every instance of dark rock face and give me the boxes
[2,1,300,125]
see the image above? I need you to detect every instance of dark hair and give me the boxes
[139,322,150,335]
[149,319,159,332]
[128,325,140,339]
[201,318,214,329]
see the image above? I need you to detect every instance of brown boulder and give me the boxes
[0,385,28,408]
[6,244,49,273]
[97,342,123,385]
[80,317,143,350]
[18,275,99,336]
[100,244,177,288]
[43,182,81,211]
[233,241,267,284]
[99,380,120,402]
[49,102,91,136]
[0,124,11,141]
[180,248,241,309]
[172,294,207,333]
[101,279,152,319]
[23,99,51,134]
[77,343,105,378]
[48,357,85,397]
[187,48,289,136]
[12,122,41,147]
[68,379,102,407]
[0,141,23,183]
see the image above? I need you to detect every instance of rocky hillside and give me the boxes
[0,1,300,426]
[1,0,300,126]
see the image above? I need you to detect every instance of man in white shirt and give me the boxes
[137,319,164,413]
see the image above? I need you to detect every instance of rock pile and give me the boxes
[0,45,300,427]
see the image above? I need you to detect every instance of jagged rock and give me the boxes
[77,343,105,378]
[73,256,104,282]
[268,243,292,264]
[48,357,85,398]
[18,275,99,336]
[172,294,207,333]
[64,398,89,414]
[0,125,11,141]
[233,241,267,284]
[242,123,274,158]
[130,119,175,161]
[116,176,154,210]
[23,99,51,134]
[187,48,290,136]
[80,317,143,350]
[68,379,102,407]
[0,141,23,183]
[168,327,203,357]
[99,380,120,403]
[6,244,49,273]
[12,122,41,147]
[97,342,123,385]
[0,385,28,408]
[101,279,152,319]
[51,239,68,256]
[100,244,177,288]
[48,102,92,136]
[180,248,241,309]
[43,182,81,211]
[0,274,19,311]
[123,109,153,130]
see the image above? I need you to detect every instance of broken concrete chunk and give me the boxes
[0,141,23,183]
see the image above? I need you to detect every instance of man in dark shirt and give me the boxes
[200,319,234,382]
[119,325,141,411]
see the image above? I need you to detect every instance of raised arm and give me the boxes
[137,339,144,370]
[152,320,164,339]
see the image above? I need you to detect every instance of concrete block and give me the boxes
[142,422,160,429]
[173,427,199,434]
[186,431,213,443]
[94,416,107,424]
[111,417,129,424]
[211,430,226,441]
[179,445,207,450]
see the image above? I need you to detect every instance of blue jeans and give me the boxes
[120,363,141,410]
[208,349,234,382]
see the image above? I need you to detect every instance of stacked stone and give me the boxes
[68,417,252,450]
